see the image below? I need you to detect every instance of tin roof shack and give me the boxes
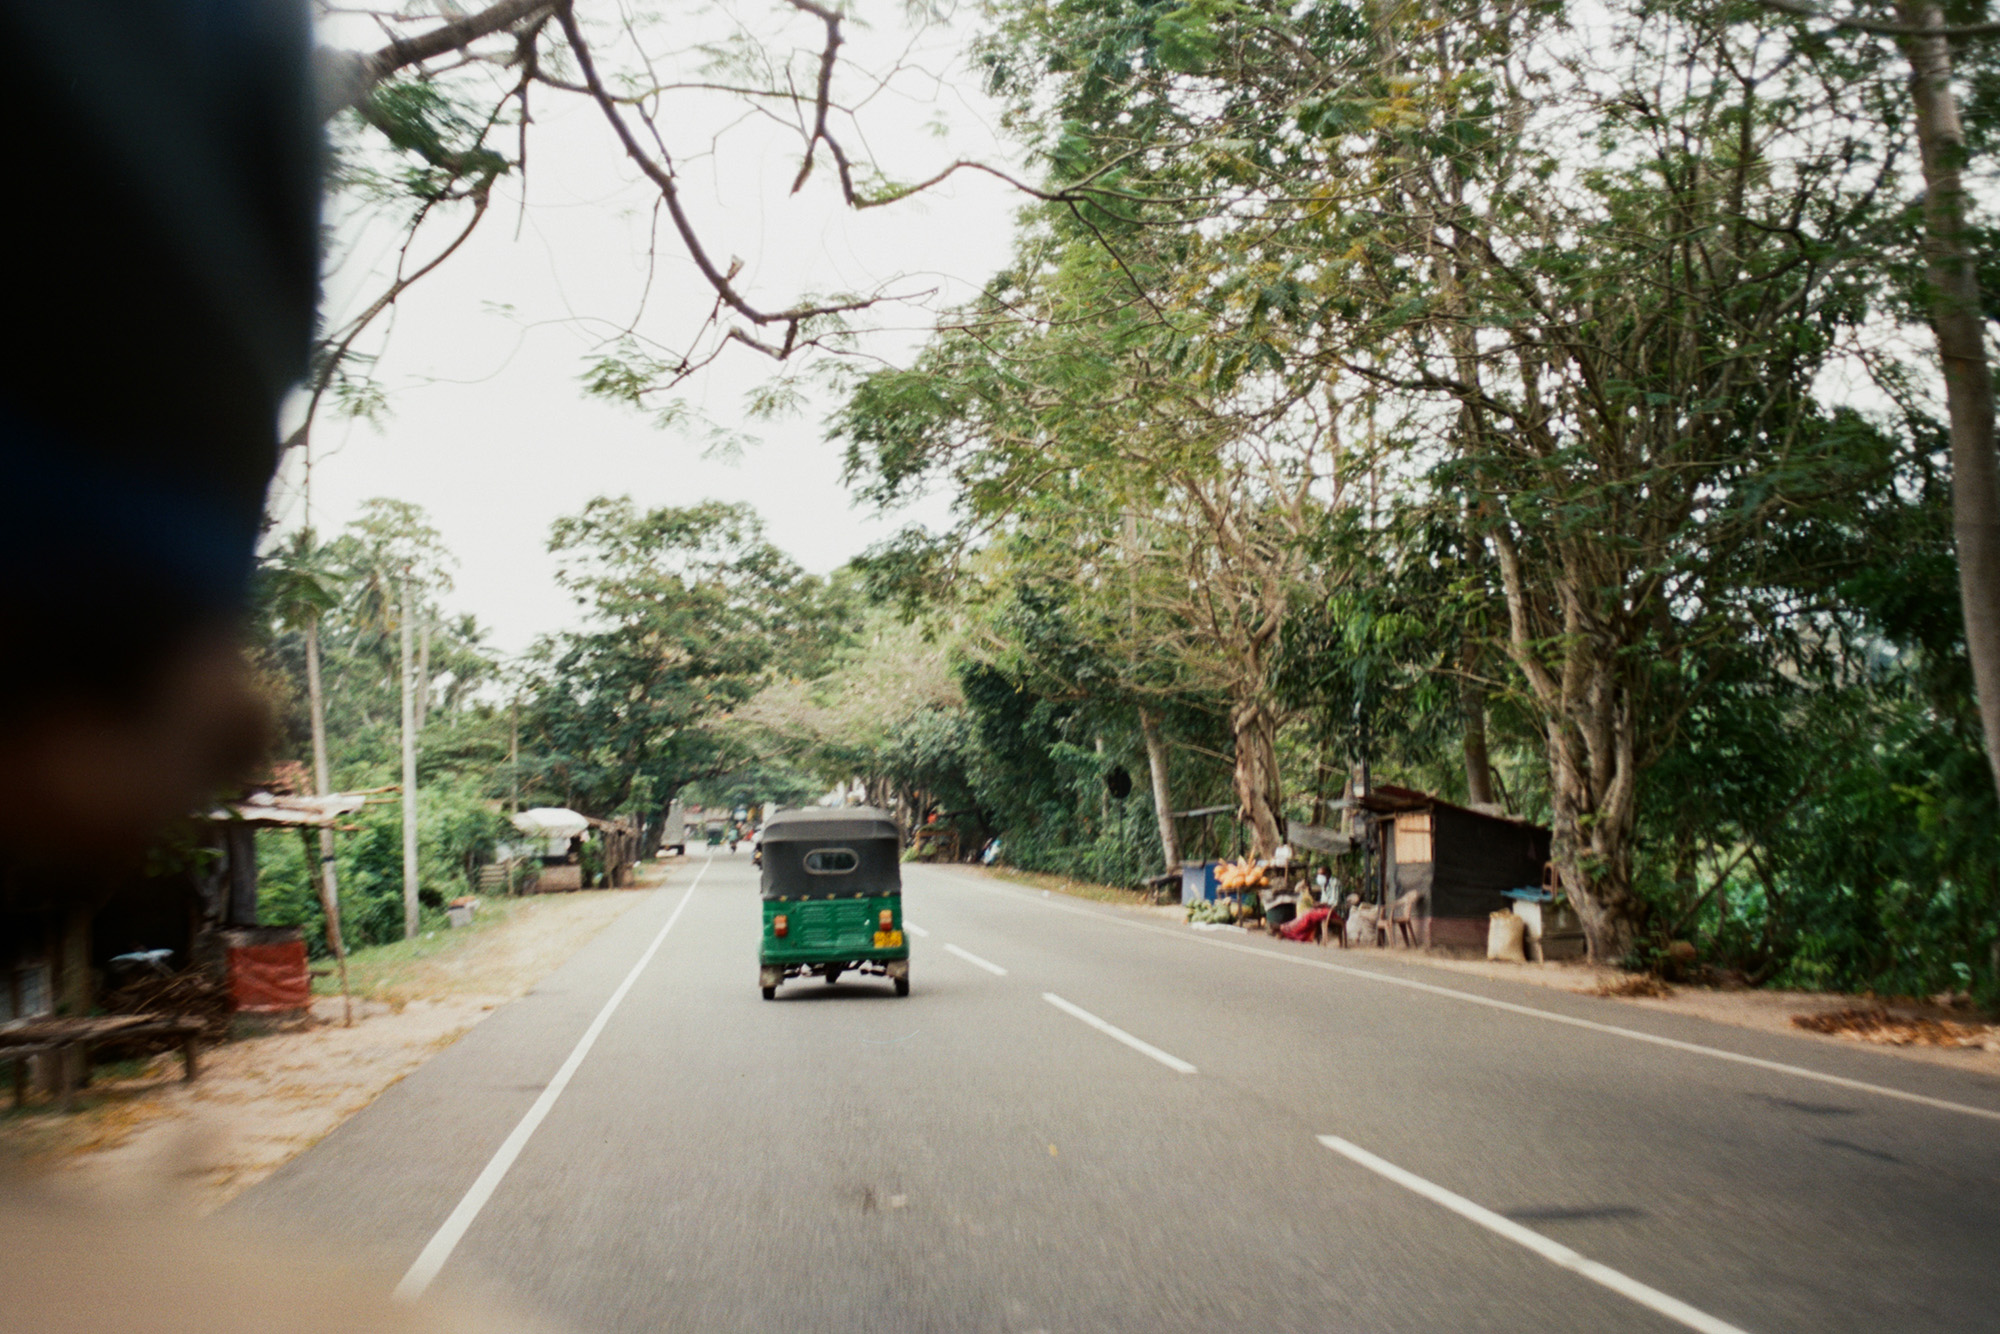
[1354,786,1554,953]
[0,790,372,1101]
[511,807,588,891]
[199,791,370,1027]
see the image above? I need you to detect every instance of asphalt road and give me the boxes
[232,851,2000,1332]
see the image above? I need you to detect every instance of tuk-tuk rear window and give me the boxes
[804,848,859,874]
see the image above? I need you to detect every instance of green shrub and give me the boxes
[257,773,510,952]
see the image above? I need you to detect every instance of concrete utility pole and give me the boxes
[400,572,420,940]
[507,693,519,895]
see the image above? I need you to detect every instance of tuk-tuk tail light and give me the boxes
[878,910,894,930]
[773,914,789,938]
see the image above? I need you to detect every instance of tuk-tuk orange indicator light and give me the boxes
[879,910,894,930]
[773,914,788,938]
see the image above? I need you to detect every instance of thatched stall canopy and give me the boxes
[587,815,640,887]
[512,807,589,858]
[511,808,588,891]
[1350,784,1552,952]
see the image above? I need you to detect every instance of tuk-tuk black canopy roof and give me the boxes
[759,806,902,899]
[760,807,900,844]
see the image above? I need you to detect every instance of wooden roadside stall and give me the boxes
[587,814,641,887]
[202,789,373,1026]
[2,825,213,1106]
[511,807,590,891]
[0,786,373,1107]
[1348,785,1566,954]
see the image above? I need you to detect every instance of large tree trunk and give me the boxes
[1229,699,1284,858]
[304,615,352,1026]
[1545,706,1643,962]
[1897,0,2000,801]
[1492,529,1646,961]
[1461,677,1496,808]
[1139,707,1180,874]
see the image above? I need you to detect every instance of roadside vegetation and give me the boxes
[814,0,2000,1004]
[252,0,2000,1007]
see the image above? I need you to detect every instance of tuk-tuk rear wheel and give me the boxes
[761,985,776,1000]
[894,976,910,997]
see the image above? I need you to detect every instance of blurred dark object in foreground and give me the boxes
[0,8,553,1331]
[0,1174,538,1334]
[0,0,320,856]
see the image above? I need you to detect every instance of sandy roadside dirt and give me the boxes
[0,873,670,1214]
[1402,952,2000,1079]
[971,865,2000,1082]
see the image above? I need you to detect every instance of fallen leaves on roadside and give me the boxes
[1590,975,1674,999]
[1792,1007,1998,1049]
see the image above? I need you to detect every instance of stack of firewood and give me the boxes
[100,970,233,1057]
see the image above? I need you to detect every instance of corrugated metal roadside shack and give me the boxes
[1351,784,1572,954]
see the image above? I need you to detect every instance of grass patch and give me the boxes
[315,900,519,999]
[985,866,1158,909]
[317,890,637,1004]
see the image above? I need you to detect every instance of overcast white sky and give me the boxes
[270,3,1023,656]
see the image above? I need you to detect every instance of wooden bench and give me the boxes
[0,1014,206,1110]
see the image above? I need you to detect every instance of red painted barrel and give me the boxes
[221,928,309,1012]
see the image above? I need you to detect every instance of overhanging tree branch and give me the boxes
[1746,0,2000,37]
[319,0,558,119]
[555,2,882,352]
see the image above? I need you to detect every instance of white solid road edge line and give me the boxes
[392,859,711,1301]
[955,875,2000,1124]
[1042,993,1197,1075]
[902,923,930,938]
[942,942,1007,975]
[1317,1136,1753,1334]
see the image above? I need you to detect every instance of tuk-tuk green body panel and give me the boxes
[759,895,908,965]
[756,806,908,993]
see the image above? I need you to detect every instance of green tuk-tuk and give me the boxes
[758,806,909,999]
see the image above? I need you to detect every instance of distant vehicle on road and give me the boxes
[661,799,689,856]
[758,807,909,1000]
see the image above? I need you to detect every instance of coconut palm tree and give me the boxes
[266,530,354,1024]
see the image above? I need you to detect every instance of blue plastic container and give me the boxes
[1180,860,1222,905]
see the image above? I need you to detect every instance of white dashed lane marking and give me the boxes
[943,943,1007,976]
[1318,1135,1752,1334]
[1041,993,1196,1075]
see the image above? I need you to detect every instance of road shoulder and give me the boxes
[957,862,2000,1082]
[0,881,665,1214]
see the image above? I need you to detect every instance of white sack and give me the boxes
[1487,910,1527,963]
